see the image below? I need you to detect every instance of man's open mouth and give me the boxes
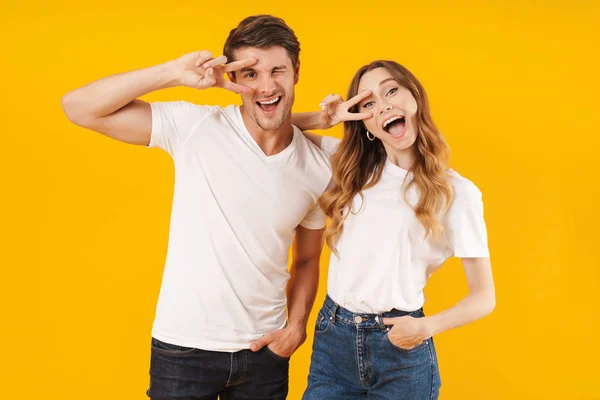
[257,96,282,112]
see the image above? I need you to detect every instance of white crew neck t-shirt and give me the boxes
[321,136,490,313]
[148,101,331,351]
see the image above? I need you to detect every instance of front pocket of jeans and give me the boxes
[314,312,332,335]
[264,346,290,361]
[151,338,198,356]
[385,334,429,353]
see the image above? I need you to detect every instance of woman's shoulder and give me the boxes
[446,169,483,203]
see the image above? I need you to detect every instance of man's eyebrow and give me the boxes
[238,65,287,74]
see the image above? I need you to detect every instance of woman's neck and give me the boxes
[384,145,415,170]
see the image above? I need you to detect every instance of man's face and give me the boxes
[231,46,299,132]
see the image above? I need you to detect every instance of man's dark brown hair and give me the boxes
[223,15,301,70]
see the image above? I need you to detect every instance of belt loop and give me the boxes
[376,313,385,330]
[330,303,338,322]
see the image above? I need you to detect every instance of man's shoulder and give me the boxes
[292,127,332,194]
[294,128,331,166]
[152,101,236,118]
[183,103,242,132]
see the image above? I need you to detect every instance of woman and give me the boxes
[292,60,496,399]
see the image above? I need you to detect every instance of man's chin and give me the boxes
[259,123,284,132]
[257,116,285,131]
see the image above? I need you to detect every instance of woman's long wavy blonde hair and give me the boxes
[319,60,453,254]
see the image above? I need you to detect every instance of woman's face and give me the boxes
[357,68,419,157]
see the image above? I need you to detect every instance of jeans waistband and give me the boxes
[322,294,424,329]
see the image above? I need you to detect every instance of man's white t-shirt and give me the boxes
[321,136,490,313]
[149,101,331,351]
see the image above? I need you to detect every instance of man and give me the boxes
[61,15,331,399]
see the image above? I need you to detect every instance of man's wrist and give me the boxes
[287,319,307,332]
[315,113,327,130]
[287,322,307,349]
[157,60,182,89]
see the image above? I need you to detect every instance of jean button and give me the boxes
[354,315,362,324]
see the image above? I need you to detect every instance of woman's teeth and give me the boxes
[383,116,405,133]
[383,115,404,130]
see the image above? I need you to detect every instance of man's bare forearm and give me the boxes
[62,62,178,125]
[286,258,320,331]
[292,112,324,131]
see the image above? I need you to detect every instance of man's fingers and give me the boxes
[345,89,372,109]
[202,55,227,69]
[250,337,266,352]
[200,68,216,87]
[222,57,258,73]
[194,50,214,67]
[382,317,396,325]
[222,80,252,94]
[250,332,275,352]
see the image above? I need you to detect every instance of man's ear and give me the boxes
[294,60,300,84]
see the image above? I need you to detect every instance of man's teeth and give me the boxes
[259,97,280,105]
[383,115,404,129]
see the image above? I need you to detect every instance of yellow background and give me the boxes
[1,0,599,399]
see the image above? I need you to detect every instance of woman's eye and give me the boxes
[387,87,398,96]
[363,101,374,108]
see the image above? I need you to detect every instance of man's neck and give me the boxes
[240,107,294,156]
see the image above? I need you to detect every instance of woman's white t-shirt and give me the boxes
[321,136,490,313]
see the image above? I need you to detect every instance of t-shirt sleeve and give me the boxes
[299,201,327,230]
[444,181,490,258]
[149,101,211,156]
[321,136,341,158]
